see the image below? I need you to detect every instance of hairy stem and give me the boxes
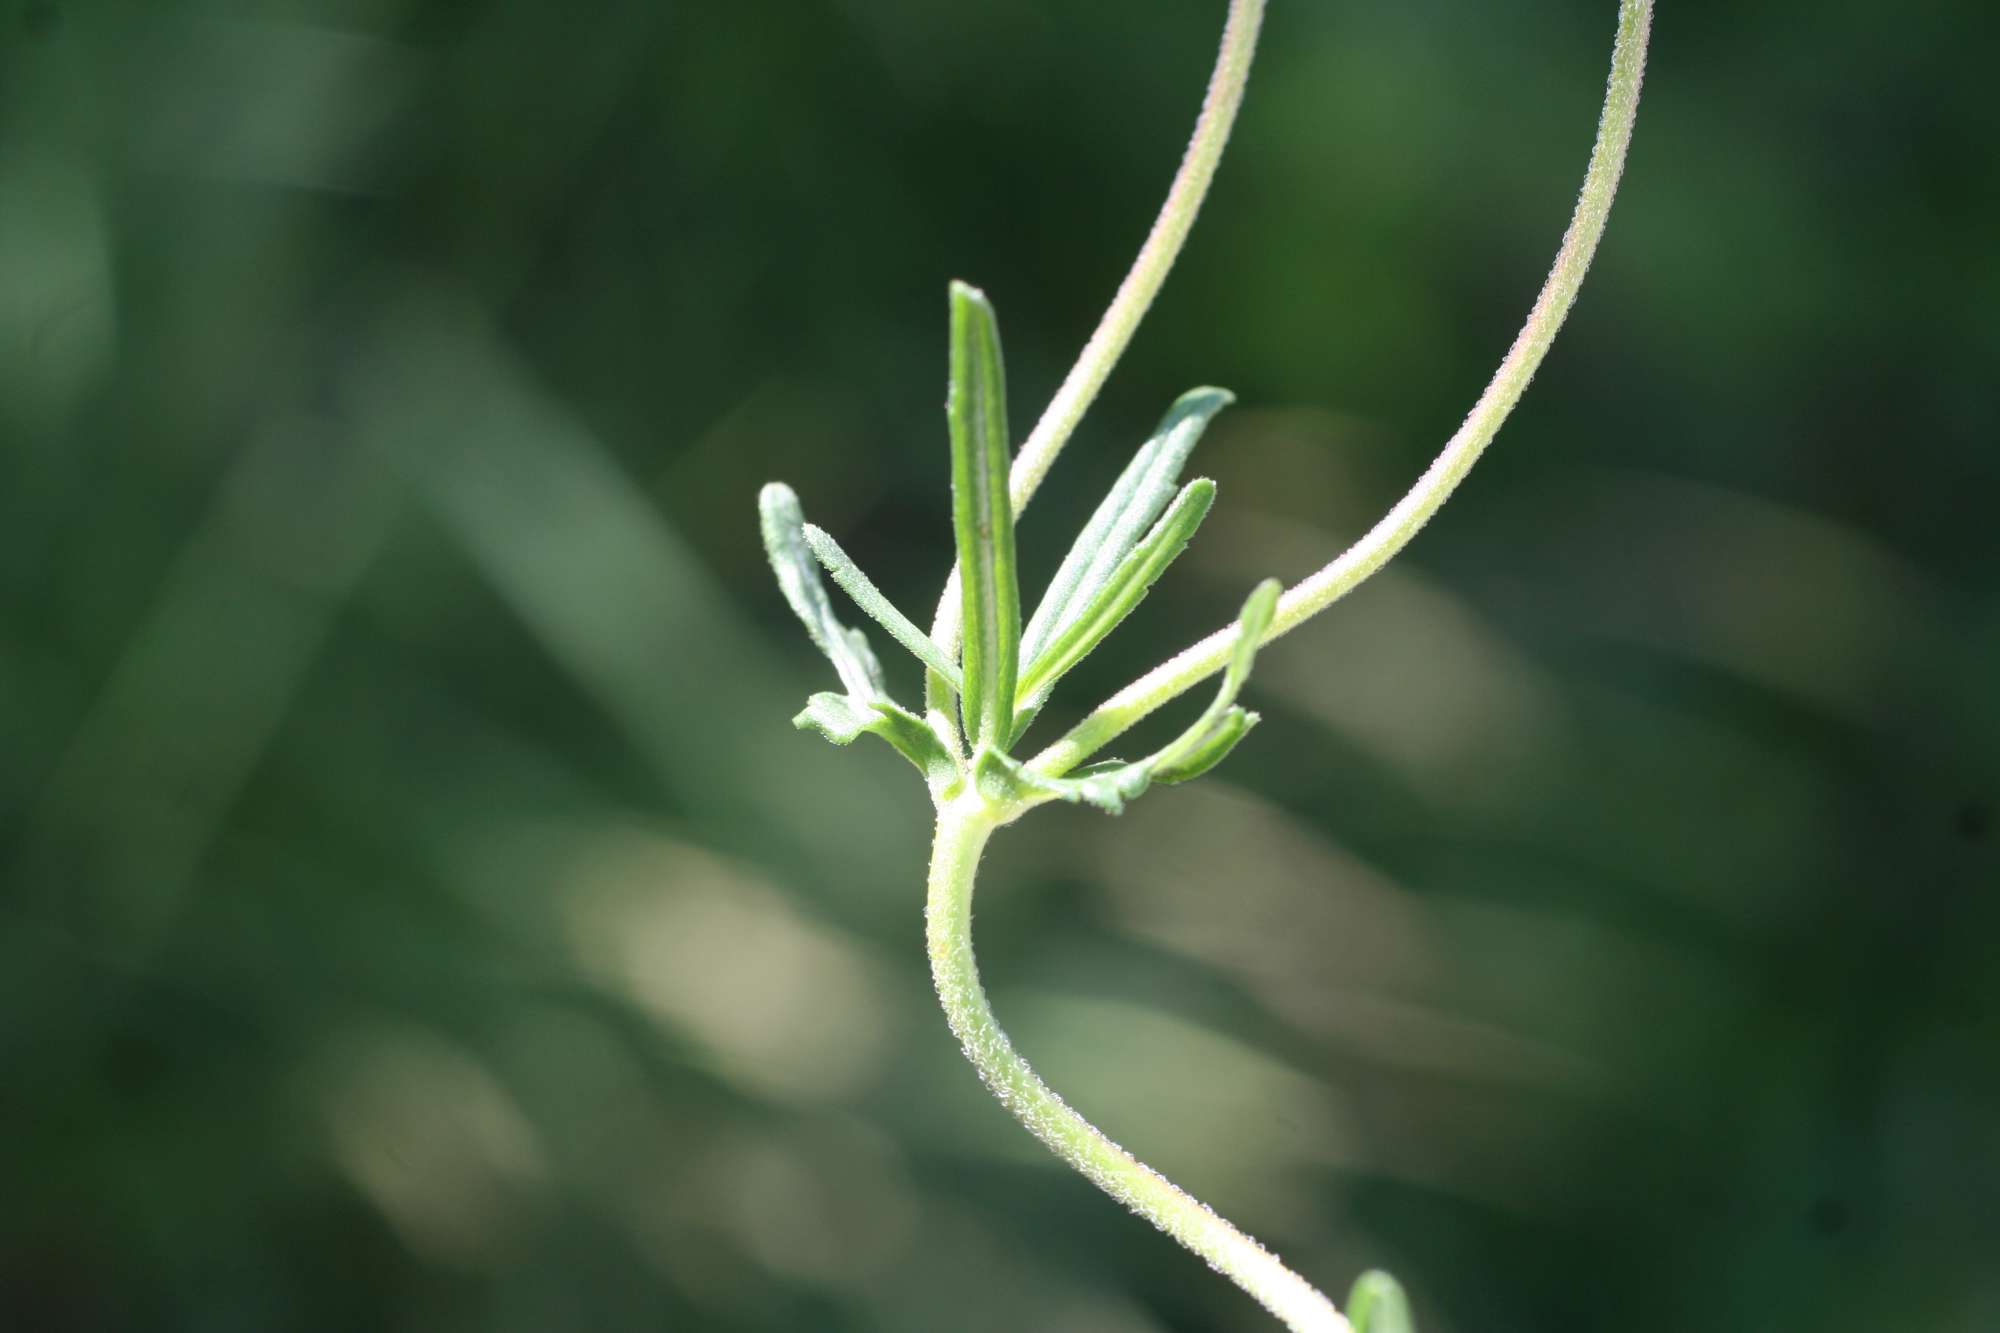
[1006,0,1266,516]
[927,798,1348,1332]
[1031,0,1654,779]
[929,0,1268,656]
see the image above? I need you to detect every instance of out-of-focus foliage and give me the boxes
[2,3,1994,1331]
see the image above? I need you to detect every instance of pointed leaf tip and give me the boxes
[1222,577,1280,697]
[759,481,883,699]
[1164,383,1235,423]
[1346,1270,1414,1333]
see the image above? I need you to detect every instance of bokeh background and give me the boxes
[3,2,1995,1330]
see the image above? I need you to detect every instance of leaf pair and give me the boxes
[1011,386,1230,743]
[759,482,953,783]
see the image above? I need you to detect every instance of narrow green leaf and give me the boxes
[802,524,963,690]
[1346,1271,1414,1333]
[759,482,883,699]
[1003,579,1279,814]
[1134,576,1277,778]
[794,692,956,784]
[1014,477,1215,728]
[947,281,1020,749]
[1214,578,1278,711]
[1020,387,1231,666]
[1152,707,1257,785]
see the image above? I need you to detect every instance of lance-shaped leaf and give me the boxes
[986,578,1279,814]
[947,281,1020,750]
[1011,477,1215,740]
[1019,386,1232,668]
[1150,704,1254,785]
[762,483,954,781]
[795,693,956,786]
[1346,1271,1414,1333]
[759,482,883,700]
[802,524,963,691]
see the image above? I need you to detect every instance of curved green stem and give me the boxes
[926,797,1349,1332]
[1006,0,1266,516]
[929,0,1268,654]
[1030,0,1654,780]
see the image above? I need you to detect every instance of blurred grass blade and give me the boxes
[1346,1271,1414,1333]
[948,281,1020,749]
[990,579,1277,814]
[803,523,963,691]
[1013,477,1215,734]
[1019,387,1231,666]
[759,482,884,699]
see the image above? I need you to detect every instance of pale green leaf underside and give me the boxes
[948,281,1021,749]
[764,482,954,779]
[802,523,963,690]
[794,692,954,780]
[1019,386,1232,669]
[759,481,884,700]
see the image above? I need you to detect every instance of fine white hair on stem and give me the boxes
[1032,0,1655,780]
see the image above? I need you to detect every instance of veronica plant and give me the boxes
[758,3,1652,1327]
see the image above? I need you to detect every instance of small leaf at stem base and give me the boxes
[795,692,956,787]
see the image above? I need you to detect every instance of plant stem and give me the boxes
[928,0,1268,656]
[1007,0,1266,517]
[926,796,1349,1332]
[1030,0,1654,780]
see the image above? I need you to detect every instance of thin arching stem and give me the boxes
[927,797,1349,1332]
[928,0,1268,656]
[1031,0,1654,780]
[1006,0,1266,516]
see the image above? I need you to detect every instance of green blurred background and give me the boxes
[3,2,1995,1330]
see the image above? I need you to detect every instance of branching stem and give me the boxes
[1031,0,1654,780]
[926,796,1349,1332]
[915,4,1653,1327]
